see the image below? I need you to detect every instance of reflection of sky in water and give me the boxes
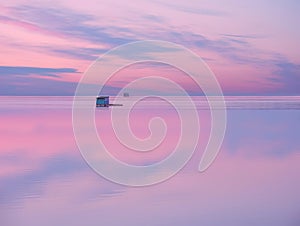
[0,97,299,226]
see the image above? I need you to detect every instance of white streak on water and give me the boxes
[0,96,300,110]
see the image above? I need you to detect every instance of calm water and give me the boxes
[0,96,300,226]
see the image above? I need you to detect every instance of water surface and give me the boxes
[0,96,299,226]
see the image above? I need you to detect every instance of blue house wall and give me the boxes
[96,96,109,107]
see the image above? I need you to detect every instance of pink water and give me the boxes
[0,97,299,226]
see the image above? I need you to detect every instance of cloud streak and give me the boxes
[10,5,135,45]
[0,66,78,78]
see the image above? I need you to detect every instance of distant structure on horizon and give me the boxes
[123,92,129,97]
[96,96,109,107]
[96,96,123,107]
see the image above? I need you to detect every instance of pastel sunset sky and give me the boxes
[0,0,299,95]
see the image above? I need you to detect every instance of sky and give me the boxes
[0,0,299,96]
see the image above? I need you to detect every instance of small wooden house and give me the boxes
[96,96,109,107]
